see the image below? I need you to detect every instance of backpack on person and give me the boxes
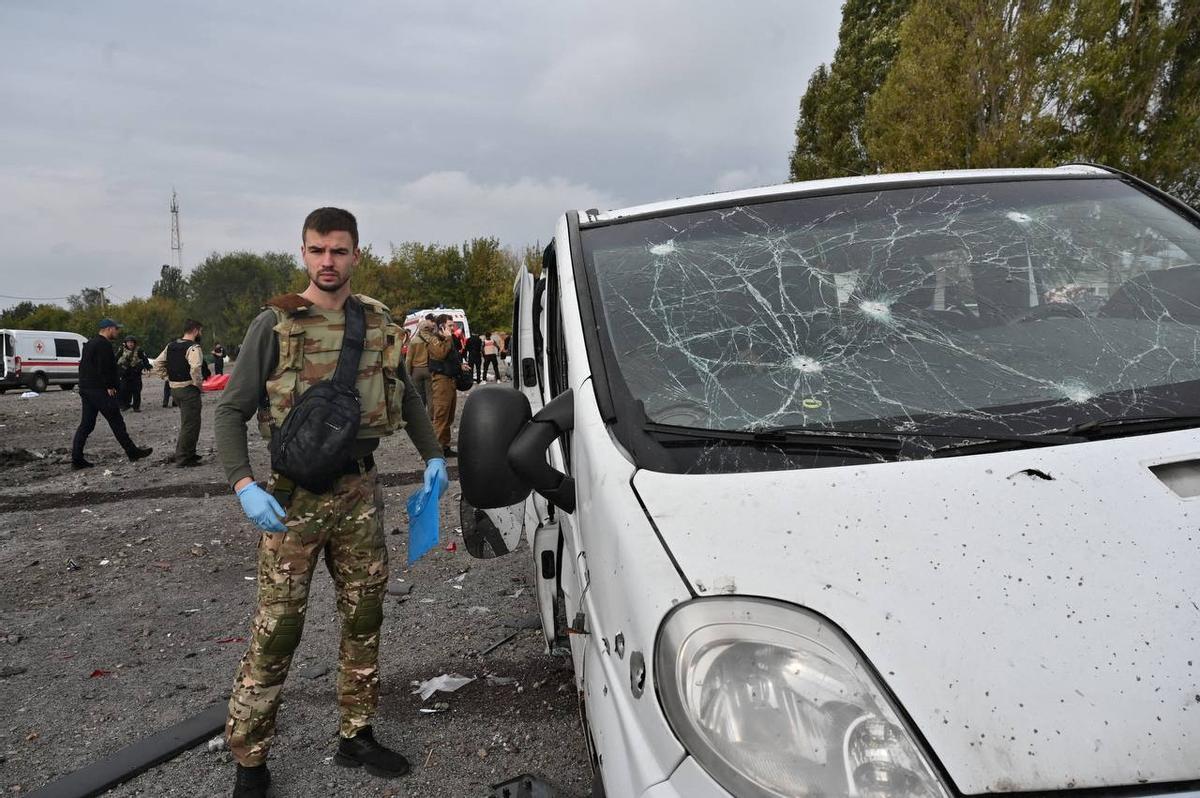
[268,297,367,493]
[430,345,473,391]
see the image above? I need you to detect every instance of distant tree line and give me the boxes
[0,238,526,356]
[790,0,1199,206]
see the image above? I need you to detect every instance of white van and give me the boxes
[0,328,88,393]
[457,165,1200,797]
[401,307,472,341]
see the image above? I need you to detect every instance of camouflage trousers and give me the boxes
[226,467,387,766]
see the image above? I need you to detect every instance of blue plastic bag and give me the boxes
[407,481,442,565]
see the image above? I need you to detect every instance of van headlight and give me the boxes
[656,598,949,798]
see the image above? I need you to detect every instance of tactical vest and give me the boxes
[258,293,408,441]
[167,340,196,382]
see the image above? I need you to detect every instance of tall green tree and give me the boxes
[1061,1,1200,203]
[864,0,1071,172]
[187,251,302,349]
[789,0,914,181]
[152,264,190,302]
[853,0,1199,201]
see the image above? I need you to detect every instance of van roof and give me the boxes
[580,165,1113,226]
[0,329,86,337]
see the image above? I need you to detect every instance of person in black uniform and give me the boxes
[71,318,154,470]
[465,331,483,383]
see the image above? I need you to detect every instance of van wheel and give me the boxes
[31,373,48,393]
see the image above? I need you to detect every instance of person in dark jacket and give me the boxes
[71,319,154,470]
[465,331,483,383]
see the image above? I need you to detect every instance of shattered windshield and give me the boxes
[582,178,1200,447]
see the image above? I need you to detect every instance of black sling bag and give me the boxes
[268,297,366,493]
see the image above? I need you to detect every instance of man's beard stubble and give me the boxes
[313,269,350,293]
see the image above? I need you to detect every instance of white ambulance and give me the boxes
[402,307,472,341]
[0,328,88,393]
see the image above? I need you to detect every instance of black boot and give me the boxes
[128,446,153,462]
[72,459,94,470]
[334,726,410,778]
[232,763,270,798]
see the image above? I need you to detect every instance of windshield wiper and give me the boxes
[764,423,1077,451]
[645,422,905,455]
[1050,415,1200,439]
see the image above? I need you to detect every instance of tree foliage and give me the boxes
[152,264,190,302]
[113,296,187,355]
[789,0,915,181]
[791,0,1200,204]
[187,251,302,348]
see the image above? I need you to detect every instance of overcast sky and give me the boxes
[0,1,840,306]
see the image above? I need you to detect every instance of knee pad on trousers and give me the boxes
[262,614,304,655]
[346,594,383,636]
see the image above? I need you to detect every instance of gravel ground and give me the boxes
[0,374,591,797]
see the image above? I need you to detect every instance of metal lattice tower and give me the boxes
[169,188,183,270]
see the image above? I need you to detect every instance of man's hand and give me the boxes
[424,458,448,495]
[107,388,117,397]
[236,483,287,533]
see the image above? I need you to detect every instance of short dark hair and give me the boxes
[303,207,358,248]
[183,319,203,335]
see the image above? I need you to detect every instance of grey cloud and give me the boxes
[0,1,838,303]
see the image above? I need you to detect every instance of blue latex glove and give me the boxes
[236,482,287,533]
[424,457,449,495]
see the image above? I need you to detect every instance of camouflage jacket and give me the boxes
[260,293,409,441]
[116,347,147,375]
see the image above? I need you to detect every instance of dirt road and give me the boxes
[0,376,590,796]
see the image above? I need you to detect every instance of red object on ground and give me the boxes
[216,636,246,644]
[89,669,113,678]
[444,542,457,552]
[202,374,230,391]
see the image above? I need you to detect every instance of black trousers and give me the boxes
[482,354,500,382]
[72,388,137,463]
[118,374,143,411]
[469,356,482,382]
[213,358,224,375]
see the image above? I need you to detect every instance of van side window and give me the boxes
[55,338,80,358]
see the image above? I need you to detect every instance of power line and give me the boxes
[0,293,73,301]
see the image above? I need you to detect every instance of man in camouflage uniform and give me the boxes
[116,335,148,411]
[215,207,447,798]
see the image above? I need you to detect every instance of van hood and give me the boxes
[633,431,1200,794]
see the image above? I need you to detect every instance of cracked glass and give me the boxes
[581,178,1200,466]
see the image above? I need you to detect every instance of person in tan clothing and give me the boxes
[404,316,436,406]
[427,313,458,457]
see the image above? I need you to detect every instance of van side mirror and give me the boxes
[459,386,575,514]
